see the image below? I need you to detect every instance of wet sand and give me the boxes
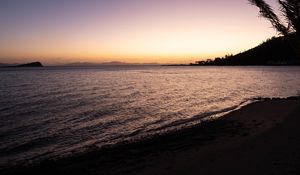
[2,97,300,175]
[137,97,300,175]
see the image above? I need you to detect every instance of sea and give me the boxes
[1,66,300,166]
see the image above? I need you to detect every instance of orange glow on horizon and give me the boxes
[0,0,278,65]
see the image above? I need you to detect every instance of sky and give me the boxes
[0,0,280,65]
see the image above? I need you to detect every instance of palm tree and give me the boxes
[248,0,300,58]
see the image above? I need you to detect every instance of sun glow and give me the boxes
[0,0,277,65]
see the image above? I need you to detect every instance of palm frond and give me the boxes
[248,0,289,35]
[278,0,300,33]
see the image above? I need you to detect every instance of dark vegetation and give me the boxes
[189,0,300,66]
[248,0,300,58]
[190,35,300,66]
[248,0,299,37]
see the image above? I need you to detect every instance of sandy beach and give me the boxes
[1,0,300,174]
[2,97,300,175]
[137,97,300,175]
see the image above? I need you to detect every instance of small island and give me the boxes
[0,62,43,68]
[16,62,43,67]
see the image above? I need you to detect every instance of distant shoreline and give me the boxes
[161,64,300,67]
[0,64,300,69]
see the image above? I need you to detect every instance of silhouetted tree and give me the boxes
[248,0,300,57]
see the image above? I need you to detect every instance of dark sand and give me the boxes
[2,97,300,175]
[137,98,300,175]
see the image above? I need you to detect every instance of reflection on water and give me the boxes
[0,66,300,165]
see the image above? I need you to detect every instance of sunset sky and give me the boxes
[0,0,279,65]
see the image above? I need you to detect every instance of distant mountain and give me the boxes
[61,61,158,67]
[191,34,300,66]
[100,61,131,65]
[62,61,127,67]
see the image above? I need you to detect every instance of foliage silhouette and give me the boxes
[248,0,299,36]
[191,35,299,66]
[248,0,300,58]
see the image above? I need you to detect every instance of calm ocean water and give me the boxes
[1,66,300,166]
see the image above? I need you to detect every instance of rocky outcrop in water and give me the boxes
[16,62,43,67]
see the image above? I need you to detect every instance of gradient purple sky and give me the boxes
[0,0,280,64]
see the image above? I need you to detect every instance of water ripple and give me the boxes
[1,66,300,166]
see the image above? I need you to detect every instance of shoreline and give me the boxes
[2,96,300,175]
